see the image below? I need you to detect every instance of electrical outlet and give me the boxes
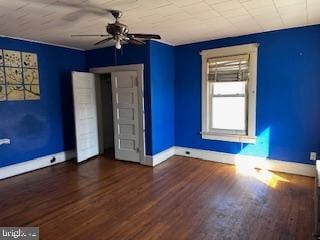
[310,152,317,161]
[50,156,56,163]
[0,139,10,145]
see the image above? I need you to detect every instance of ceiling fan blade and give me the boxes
[127,38,145,45]
[63,10,85,22]
[94,37,114,46]
[27,0,113,18]
[127,34,161,39]
[71,34,109,37]
[29,0,138,18]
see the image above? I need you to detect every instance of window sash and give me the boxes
[209,95,248,135]
[208,79,248,135]
[211,81,247,96]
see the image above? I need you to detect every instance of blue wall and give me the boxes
[175,25,320,164]
[149,41,175,154]
[0,37,86,167]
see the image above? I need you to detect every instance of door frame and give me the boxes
[90,64,145,164]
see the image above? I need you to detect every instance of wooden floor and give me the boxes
[0,154,314,240]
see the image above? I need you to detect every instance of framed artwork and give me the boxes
[4,50,22,67]
[0,50,3,66]
[22,52,38,68]
[0,67,4,84]
[5,67,23,85]
[7,85,24,100]
[0,85,5,101]
[0,49,40,101]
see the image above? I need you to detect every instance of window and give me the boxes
[201,44,258,143]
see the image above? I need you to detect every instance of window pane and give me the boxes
[213,82,246,95]
[211,97,246,131]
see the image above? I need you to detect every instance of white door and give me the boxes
[111,71,140,162]
[72,71,99,163]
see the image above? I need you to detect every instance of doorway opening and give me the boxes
[97,73,114,156]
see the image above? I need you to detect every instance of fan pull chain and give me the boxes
[114,47,117,65]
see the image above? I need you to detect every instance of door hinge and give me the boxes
[136,148,140,153]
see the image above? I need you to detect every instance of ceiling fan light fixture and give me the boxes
[115,39,121,49]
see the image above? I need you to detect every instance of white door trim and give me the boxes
[90,64,145,164]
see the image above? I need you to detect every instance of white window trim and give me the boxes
[201,43,259,144]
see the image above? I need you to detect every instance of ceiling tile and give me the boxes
[169,0,202,7]
[240,0,274,10]
[246,6,278,16]
[210,0,243,12]
[181,2,212,14]
[277,3,307,14]
[151,4,181,17]
[274,0,306,7]
[222,7,248,17]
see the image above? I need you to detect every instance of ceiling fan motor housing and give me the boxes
[106,22,129,37]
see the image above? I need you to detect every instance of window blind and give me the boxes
[207,54,249,82]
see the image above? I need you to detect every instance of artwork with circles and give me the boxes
[0,49,40,101]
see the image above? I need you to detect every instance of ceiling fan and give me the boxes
[71,9,161,49]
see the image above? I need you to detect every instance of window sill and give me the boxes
[201,132,256,144]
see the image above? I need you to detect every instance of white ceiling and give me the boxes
[0,0,319,50]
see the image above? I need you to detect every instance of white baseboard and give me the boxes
[143,146,315,177]
[175,146,315,177]
[144,146,316,177]
[0,150,76,180]
[143,146,176,167]
[1,146,315,179]
[142,155,153,166]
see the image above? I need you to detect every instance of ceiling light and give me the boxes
[115,40,121,49]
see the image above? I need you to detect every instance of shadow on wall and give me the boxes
[15,114,49,150]
[59,71,76,152]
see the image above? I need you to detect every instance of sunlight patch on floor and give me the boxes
[234,155,289,188]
